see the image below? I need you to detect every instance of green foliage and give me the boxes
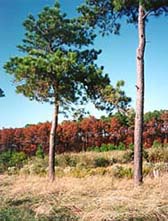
[95,80,131,115]
[0,206,78,221]
[0,207,37,221]
[117,142,126,150]
[35,144,44,159]
[79,0,168,36]
[100,144,109,152]
[144,110,162,122]
[94,157,110,167]
[88,143,126,152]
[4,3,109,113]
[152,140,162,148]
[0,151,27,172]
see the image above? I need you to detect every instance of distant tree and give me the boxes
[0,88,4,97]
[79,0,168,185]
[4,3,109,181]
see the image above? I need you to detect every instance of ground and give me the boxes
[0,172,168,221]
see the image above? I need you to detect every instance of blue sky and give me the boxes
[0,0,168,129]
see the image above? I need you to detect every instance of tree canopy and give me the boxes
[79,0,168,35]
[4,2,109,111]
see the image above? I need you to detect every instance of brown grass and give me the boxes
[0,172,168,220]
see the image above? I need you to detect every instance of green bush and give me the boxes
[92,146,100,152]
[0,151,27,172]
[100,144,109,152]
[152,140,162,148]
[117,142,126,150]
[88,143,126,152]
[108,144,117,151]
[94,157,110,167]
[35,145,44,159]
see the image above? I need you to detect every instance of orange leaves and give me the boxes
[0,111,168,155]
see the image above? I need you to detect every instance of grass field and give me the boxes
[0,149,168,220]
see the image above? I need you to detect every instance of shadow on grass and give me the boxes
[0,207,79,221]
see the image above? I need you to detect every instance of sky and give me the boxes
[0,0,168,129]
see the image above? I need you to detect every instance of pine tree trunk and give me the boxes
[49,99,59,182]
[134,4,146,186]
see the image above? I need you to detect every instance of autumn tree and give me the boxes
[79,0,168,185]
[4,2,109,181]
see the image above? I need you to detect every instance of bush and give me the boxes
[55,154,77,167]
[20,158,48,176]
[0,151,27,172]
[100,144,109,152]
[68,167,90,178]
[94,157,110,167]
[111,165,133,179]
[108,144,117,151]
[35,144,44,159]
[148,147,168,163]
[152,140,162,148]
[117,142,126,150]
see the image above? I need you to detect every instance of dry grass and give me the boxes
[0,172,168,220]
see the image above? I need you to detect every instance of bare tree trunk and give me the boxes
[134,4,146,186]
[49,99,59,182]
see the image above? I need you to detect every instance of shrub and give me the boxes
[68,167,90,178]
[148,147,168,163]
[111,165,133,179]
[152,140,162,148]
[0,151,27,172]
[88,167,107,176]
[108,144,117,151]
[20,158,47,175]
[92,146,100,152]
[56,154,77,167]
[117,142,126,150]
[10,152,27,167]
[35,144,44,159]
[94,157,110,167]
[100,144,109,152]
[143,162,154,176]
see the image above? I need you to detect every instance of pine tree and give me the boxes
[79,0,168,185]
[4,2,109,181]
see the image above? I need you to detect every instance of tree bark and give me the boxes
[49,98,59,182]
[134,4,146,186]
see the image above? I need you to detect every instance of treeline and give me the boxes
[0,110,167,156]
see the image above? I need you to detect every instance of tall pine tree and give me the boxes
[79,0,168,185]
[4,2,109,181]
